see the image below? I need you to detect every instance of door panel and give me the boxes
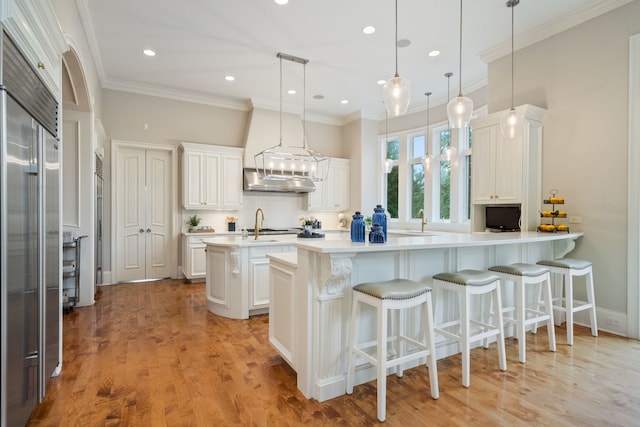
[146,150,171,278]
[5,95,39,427]
[116,147,146,281]
[43,131,60,383]
[116,145,172,281]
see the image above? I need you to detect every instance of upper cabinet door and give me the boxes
[221,155,243,208]
[494,130,523,204]
[203,152,221,207]
[306,158,349,212]
[181,143,244,210]
[183,151,205,209]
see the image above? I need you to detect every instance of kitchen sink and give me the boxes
[246,239,280,243]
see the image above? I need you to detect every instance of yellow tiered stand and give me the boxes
[538,190,569,233]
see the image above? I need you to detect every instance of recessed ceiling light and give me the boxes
[287,89,296,95]
[274,0,288,4]
[142,49,156,57]
[428,50,441,57]
[377,80,386,85]
[362,26,376,35]
[397,39,411,48]
[225,75,235,81]
[341,99,349,104]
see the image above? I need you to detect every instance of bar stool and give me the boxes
[488,263,556,363]
[536,258,598,345]
[431,270,506,388]
[346,279,439,422]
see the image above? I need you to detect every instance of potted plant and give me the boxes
[186,214,201,232]
[298,215,316,235]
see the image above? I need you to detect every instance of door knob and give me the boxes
[139,228,144,233]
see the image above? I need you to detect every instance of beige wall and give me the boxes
[488,1,640,318]
[102,90,249,147]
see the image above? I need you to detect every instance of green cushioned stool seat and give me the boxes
[488,263,549,277]
[432,269,500,286]
[536,258,592,270]
[353,279,431,300]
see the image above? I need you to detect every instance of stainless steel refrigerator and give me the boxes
[1,30,61,427]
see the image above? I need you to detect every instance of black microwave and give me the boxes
[485,206,521,232]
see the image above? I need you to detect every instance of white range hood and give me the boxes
[242,107,316,193]
[243,107,304,168]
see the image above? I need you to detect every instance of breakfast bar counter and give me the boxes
[271,231,583,402]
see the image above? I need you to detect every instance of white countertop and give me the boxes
[203,230,584,253]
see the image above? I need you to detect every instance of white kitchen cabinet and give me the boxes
[471,125,523,204]
[205,241,295,319]
[470,105,545,233]
[181,142,244,210]
[1,1,67,98]
[307,157,349,211]
[182,234,212,281]
[267,252,297,368]
[248,246,283,310]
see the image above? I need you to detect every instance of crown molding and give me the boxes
[104,78,251,111]
[479,0,634,64]
[76,0,105,85]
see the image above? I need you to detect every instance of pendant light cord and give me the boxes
[394,0,399,78]
[303,61,307,148]
[279,55,283,147]
[510,1,515,109]
[457,0,463,97]
[425,92,431,155]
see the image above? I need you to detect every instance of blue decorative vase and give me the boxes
[372,204,387,242]
[369,223,385,244]
[351,211,365,242]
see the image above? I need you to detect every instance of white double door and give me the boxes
[115,145,172,282]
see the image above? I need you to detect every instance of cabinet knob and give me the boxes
[37,62,45,70]
[139,228,144,233]
[146,228,151,233]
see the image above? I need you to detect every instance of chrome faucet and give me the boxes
[254,208,265,240]
[418,209,427,233]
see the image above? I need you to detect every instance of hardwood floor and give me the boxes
[28,279,640,426]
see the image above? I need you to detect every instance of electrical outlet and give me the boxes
[568,215,582,224]
[606,318,621,327]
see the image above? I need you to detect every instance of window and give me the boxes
[381,119,475,225]
[385,138,399,218]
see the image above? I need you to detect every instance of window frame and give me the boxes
[380,106,486,230]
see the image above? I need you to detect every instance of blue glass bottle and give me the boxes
[369,223,385,244]
[372,204,387,242]
[351,211,365,242]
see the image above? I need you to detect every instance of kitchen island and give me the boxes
[267,232,582,401]
[206,231,583,401]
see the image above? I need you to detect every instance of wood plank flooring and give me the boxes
[28,279,640,426]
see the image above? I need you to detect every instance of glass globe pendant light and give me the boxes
[443,72,457,162]
[422,91,433,171]
[500,0,523,140]
[446,0,474,129]
[383,0,411,116]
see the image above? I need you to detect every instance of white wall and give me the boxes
[487,1,640,334]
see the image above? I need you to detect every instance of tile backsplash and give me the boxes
[181,192,346,233]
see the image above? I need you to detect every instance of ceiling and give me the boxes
[83,0,627,123]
